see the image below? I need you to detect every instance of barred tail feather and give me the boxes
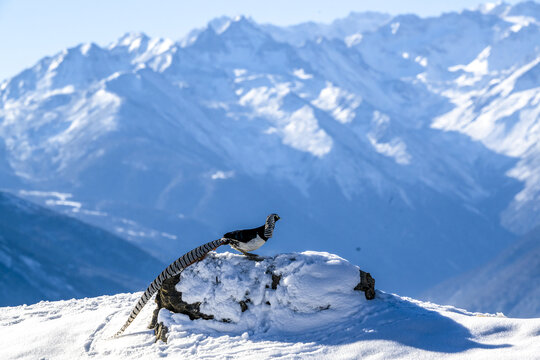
[114,238,226,337]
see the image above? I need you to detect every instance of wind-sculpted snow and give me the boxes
[0,251,539,359]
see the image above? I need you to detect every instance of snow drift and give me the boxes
[1,251,539,359]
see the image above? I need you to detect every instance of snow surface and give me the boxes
[1,251,539,360]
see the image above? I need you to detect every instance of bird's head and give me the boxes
[264,213,280,238]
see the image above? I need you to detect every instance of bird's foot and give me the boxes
[244,252,264,262]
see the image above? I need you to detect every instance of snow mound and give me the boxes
[158,251,368,336]
[1,251,539,359]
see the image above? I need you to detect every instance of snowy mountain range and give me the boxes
[1,1,539,307]
[0,191,164,306]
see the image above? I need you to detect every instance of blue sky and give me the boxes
[0,0,527,81]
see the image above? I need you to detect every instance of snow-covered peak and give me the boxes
[477,1,510,16]
[207,15,234,34]
[108,32,175,66]
[110,32,150,49]
[507,0,540,20]
[261,11,391,46]
[182,16,266,50]
[215,15,271,50]
[217,15,254,33]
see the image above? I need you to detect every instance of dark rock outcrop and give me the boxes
[355,270,376,300]
[149,274,214,335]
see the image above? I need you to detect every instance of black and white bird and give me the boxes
[223,213,280,256]
[114,213,280,337]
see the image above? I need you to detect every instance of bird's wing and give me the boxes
[223,226,263,242]
[223,229,244,241]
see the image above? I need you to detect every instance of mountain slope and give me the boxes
[353,1,540,234]
[0,251,538,360]
[0,191,164,306]
[425,226,540,318]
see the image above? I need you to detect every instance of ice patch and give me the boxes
[415,56,428,67]
[449,47,491,86]
[80,43,92,56]
[345,33,363,47]
[368,111,411,165]
[293,68,313,80]
[479,2,499,13]
[282,106,332,157]
[161,232,177,240]
[234,69,247,77]
[240,85,332,157]
[45,199,82,211]
[312,82,361,124]
[211,170,235,180]
[368,134,411,165]
[391,22,400,35]
[19,190,73,202]
[80,209,107,217]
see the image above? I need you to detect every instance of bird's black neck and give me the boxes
[256,225,269,241]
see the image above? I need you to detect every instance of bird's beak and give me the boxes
[276,215,280,221]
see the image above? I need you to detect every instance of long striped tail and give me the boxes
[114,238,227,337]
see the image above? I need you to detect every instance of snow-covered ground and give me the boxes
[1,251,538,359]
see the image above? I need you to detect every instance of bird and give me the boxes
[113,213,280,337]
[114,238,226,337]
[222,213,280,257]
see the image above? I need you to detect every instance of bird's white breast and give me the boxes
[235,235,266,252]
